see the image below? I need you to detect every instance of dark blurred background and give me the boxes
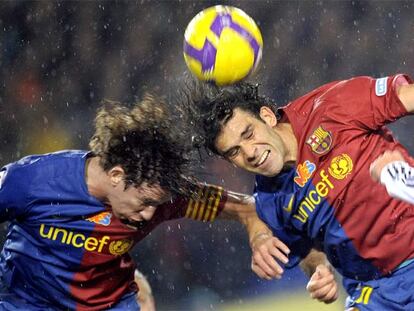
[1,1,413,310]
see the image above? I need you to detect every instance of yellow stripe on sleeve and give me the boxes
[184,197,195,218]
[206,186,223,221]
[203,187,217,221]
[196,187,211,221]
[185,188,202,219]
[190,188,203,220]
[184,185,224,222]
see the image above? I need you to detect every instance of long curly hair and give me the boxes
[177,79,278,155]
[89,95,196,197]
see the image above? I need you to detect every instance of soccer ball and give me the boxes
[183,5,263,86]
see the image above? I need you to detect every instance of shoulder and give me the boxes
[2,150,89,184]
[283,80,340,111]
[314,75,411,103]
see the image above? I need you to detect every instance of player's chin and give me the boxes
[256,161,282,177]
[257,165,280,177]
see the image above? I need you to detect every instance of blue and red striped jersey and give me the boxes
[0,150,225,310]
[255,74,414,286]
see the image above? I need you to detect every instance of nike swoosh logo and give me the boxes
[283,195,295,213]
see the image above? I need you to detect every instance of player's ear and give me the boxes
[259,106,277,127]
[108,166,125,187]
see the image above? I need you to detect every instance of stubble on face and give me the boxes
[215,108,289,177]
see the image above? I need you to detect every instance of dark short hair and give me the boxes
[89,95,196,197]
[178,80,278,155]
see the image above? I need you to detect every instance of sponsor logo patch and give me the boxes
[291,154,354,224]
[328,154,353,180]
[375,77,388,96]
[294,160,316,187]
[39,224,111,253]
[109,238,133,256]
[306,126,332,155]
[291,169,333,223]
[86,211,112,226]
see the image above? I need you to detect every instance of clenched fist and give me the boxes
[306,264,338,304]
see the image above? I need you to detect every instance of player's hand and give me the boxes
[250,233,290,280]
[135,270,156,311]
[306,264,338,304]
[370,150,405,182]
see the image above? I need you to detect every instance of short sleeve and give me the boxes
[0,164,30,221]
[321,74,412,130]
[370,74,412,127]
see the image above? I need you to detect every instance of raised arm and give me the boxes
[397,83,414,113]
[134,269,156,311]
[370,150,414,204]
[176,184,290,279]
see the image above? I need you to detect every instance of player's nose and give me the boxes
[243,145,257,162]
[138,206,157,221]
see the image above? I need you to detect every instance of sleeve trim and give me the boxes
[184,185,224,222]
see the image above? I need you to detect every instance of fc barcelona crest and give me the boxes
[306,126,332,155]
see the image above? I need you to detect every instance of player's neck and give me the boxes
[85,156,110,202]
[276,122,298,164]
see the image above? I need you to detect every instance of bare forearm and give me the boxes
[397,83,414,113]
[217,190,272,242]
[215,188,290,279]
[218,190,256,220]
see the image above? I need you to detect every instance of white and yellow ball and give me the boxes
[183,5,263,86]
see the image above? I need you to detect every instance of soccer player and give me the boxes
[0,96,291,310]
[370,149,414,205]
[187,74,414,310]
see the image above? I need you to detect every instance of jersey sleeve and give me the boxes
[0,164,30,222]
[323,74,412,130]
[166,185,226,222]
[380,161,414,204]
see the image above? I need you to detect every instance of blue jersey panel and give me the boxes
[107,292,140,311]
[0,151,105,309]
[344,261,414,311]
[254,167,381,280]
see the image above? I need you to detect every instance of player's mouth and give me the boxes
[120,218,148,230]
[255,150,270,167]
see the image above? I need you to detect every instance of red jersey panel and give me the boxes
[283,74,414,275]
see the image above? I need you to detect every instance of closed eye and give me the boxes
[242,125,254,140]
[225,146,240,159]
[142,199,159,206]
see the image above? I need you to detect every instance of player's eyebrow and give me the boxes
[241,124,253,138]
[221,124,251,157]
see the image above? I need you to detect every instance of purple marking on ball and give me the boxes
[210,13,232,37]
[184,39,217,72]
[209,13,261,65]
